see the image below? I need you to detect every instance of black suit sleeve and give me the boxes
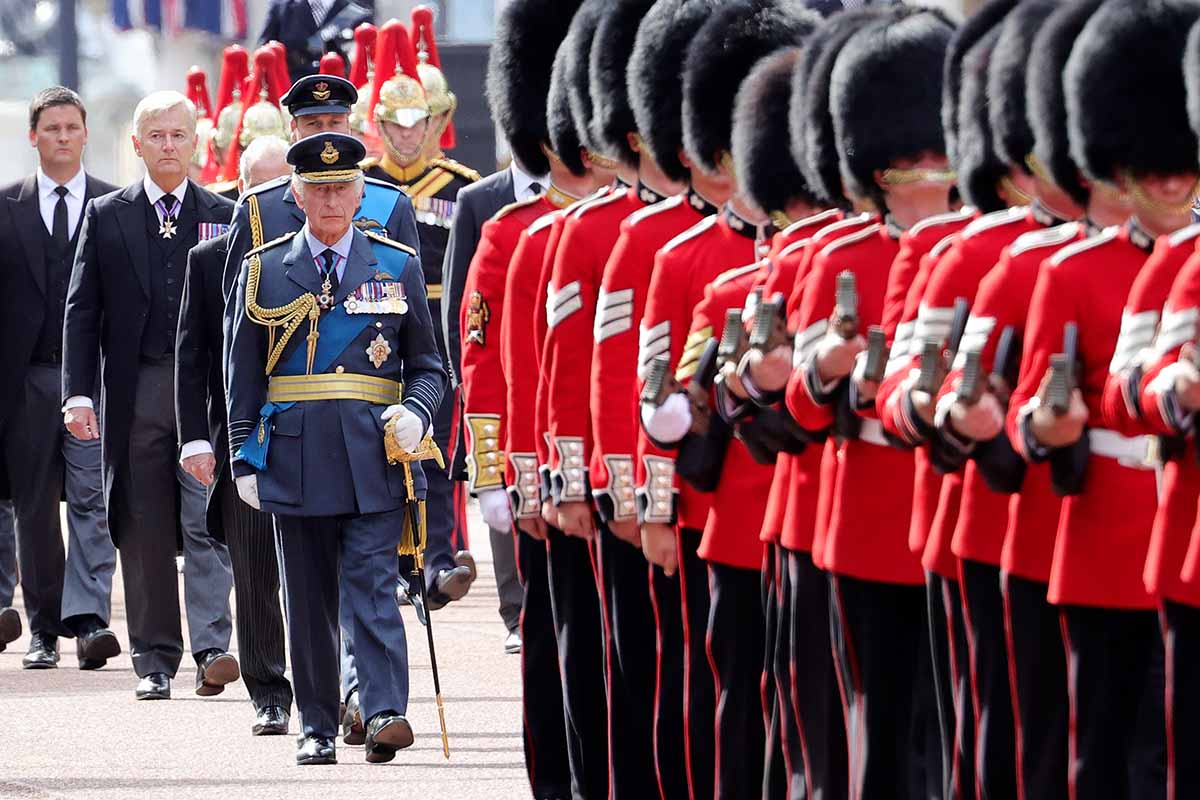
[176,243,212,447]
[62,199,102,402]
[441,187,481,388]
[258,0,282,45]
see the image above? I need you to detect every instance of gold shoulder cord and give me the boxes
[243,194,321,375]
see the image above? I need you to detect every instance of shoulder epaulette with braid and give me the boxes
[431,157,482,183]
[1008,222,1082,257]
[245,230,297,258]
[712,262,759,287]
[662,213,719,253]
[364,229,418,256]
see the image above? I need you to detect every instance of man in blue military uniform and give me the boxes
[226,132,446,766]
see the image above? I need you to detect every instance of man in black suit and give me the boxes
[176,134,293,734]
[0,87,119,670]
[441,157,547,651]
[259,0,372,83]
[62,90,238,701]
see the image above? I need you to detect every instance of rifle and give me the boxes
[957,350,985,406]
[944,297,971,368]
[915,338,944,395]
[991,324,1018,392]
[749,292,789,352]
[716,308,746,369]
[641,352,677,408]
[1046,322,1079,416]
[862,325,889,383]
[832,271,859,339]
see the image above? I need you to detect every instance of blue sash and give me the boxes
[355,182,402,234]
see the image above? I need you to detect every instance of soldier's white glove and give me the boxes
[478,488,512,531]
[235,474,261,510]
[641,392,693,445]
[382,404,425,452]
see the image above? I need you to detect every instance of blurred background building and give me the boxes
[0,0,973,185]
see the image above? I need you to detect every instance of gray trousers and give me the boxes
[218,477,292,710]
[490,525,522,633]
[0,500,15,607]
[278,508,410,739]
[2,365,115,637]
[112,364,233,677]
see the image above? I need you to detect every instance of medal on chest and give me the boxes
[367,333,392,368]
[159,217,177,239]
[318,276,335,310]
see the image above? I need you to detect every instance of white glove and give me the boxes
[478,488,513,531]
[640,392,693,444]
[235,474,261,510]
[382,404,425,452]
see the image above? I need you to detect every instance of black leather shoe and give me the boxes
[364,713,414,763]
[77,625,121,669]
[0,606,21,648]
[253,705,290,736]
[296,735,337,765]
[453,550,478,581]
[341,690,365,746]
[136,672,171,700]
[427,564,473,611]
[195,649,240,696]
[22,633,58,669]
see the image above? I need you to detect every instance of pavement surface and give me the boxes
[0,506,529,799]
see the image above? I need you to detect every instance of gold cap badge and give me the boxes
[320,141,339,165]
[312,81,331,101]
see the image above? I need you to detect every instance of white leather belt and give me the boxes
[859,418,888,448]
[1088,428,1160,470]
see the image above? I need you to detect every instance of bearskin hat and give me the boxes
[792,7,894,208]
[1067,0,1200,183]
[832,10,956,209]
[548,39,589,176]
[955,28,1008,212]
[628,0,718,183]
[1026,0,1102,206]
[1180,17,1200,158]
[988,0,1058,174]
[942,0,1017,170]
[589,0,657,168]
[486,0,584,176]
[732,48,817,216]
[683,0,821,175]
[564,0,609,158]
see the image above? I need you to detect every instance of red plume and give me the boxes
[349,22,377,89]
[214,45,248,118]
[319,52,346,77]
[410,6,454,149]
[186,66,214,120]
[223,48,283,181]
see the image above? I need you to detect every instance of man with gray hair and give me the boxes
[175,131,294,733]
[63,90,237,701]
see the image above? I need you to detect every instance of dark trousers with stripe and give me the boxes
[928,572,975,799]
[651,558,689,800]
[218,478,292,711]
[546,528,609,800]
[832,575,940,799]
[1002,573,1068,800]
[516,528,571,798]
[680,528,715,800]
[708,562,767,799]
[761,545,790,799]
[959,560,1016,799]
[597,528,658,797]
[1061,605,1166,800]
[787,549,847,800]
[1162,599,1200,800]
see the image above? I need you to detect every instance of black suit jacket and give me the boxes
[175,234,231,540]
[0,171,116,497]
[259,0,369,81]
[62,180,234,533]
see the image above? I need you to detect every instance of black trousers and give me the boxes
[959,560,1016,800]
[680,528,715,800]
[832,575,939,799]
[928,572,975,800]
[217,477,292,711]
[546,529,609,800]
[597,528,658,797]
[1162,600,1200,800]
[651,557,689,800]
[1001,573,1068,800]
[761,545,790,799]
[516,529,571,798]
[1061,605,1166,800]
[787,549,847,800]
[708,562,767,799]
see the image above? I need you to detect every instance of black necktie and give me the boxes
[318,248,339,296]
[528,182,544,198]
[52,185,69,250]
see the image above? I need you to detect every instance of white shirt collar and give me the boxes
[37,166,86,200]
[303,223,355,262]
[143,175,188,208]
[510,161,548,201]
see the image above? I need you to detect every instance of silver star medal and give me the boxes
[159,217,177,239]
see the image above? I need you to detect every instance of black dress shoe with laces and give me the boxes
[136,672,171,700]
[296,735,337,765]
[75,620,120,670]
[22,633,59,669]
[364,713,414,763]
[252,705,290,736]
[0,606,21,650]
[341,690,365,745]
[195,649,241,696]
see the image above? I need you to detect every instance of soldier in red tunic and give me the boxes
[1007,2,1200,795]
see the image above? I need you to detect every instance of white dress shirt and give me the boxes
[143,175,189,223]
[37,166,86,237]
[510,161,549,202]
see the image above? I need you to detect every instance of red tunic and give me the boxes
[588,192,706,521]
[635,206,764,528]
[1008,223,1158,609]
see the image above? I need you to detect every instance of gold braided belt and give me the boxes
[267,373,401,404]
